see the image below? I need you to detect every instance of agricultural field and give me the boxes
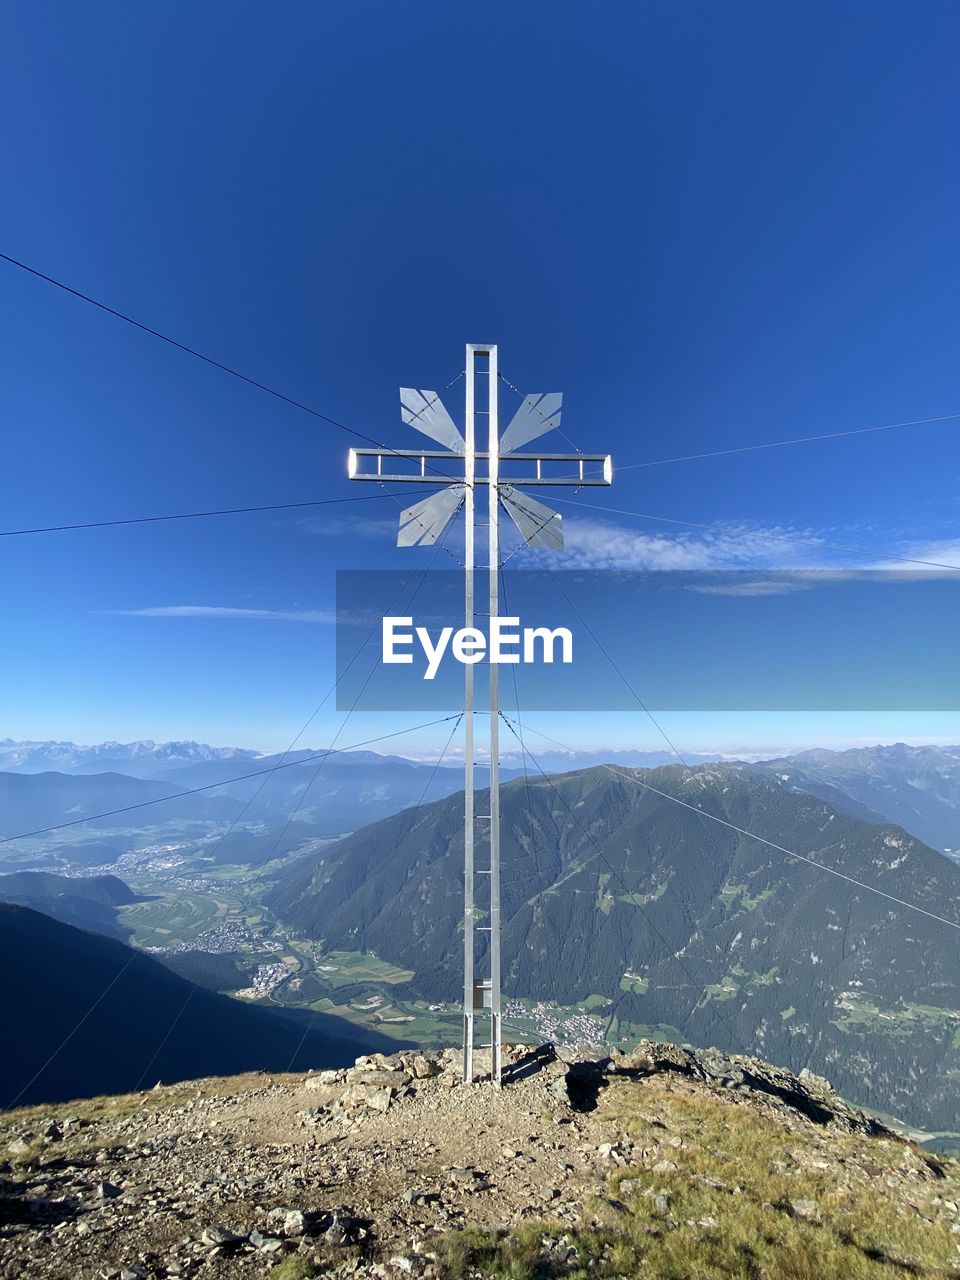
[119,891,231,947]
[831,992,960,1042]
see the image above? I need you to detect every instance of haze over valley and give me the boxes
[4,735,960,1132]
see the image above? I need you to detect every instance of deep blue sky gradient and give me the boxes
[1,2,959,753]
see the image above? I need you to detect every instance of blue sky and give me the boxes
[1,1,959,757]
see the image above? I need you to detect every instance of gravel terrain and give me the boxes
[2,1042,956,1279]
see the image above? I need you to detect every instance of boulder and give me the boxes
[305,1069,343,1090]
[340,1084,394,1113]
[348,1068,411,1088]
[200,1225,244,1248]
[407,1055,439,1080]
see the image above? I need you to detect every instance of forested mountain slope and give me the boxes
[270,763,960,1128]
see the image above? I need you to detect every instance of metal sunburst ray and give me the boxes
[397,485,466,547]
[499,485,563,551]
[399,388,465,453]
[499,391,563,454]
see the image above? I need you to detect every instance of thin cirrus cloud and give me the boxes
[534,517,960,579]
[297,511,398,540]
[104,605,339,623]
[539,515,831,572]
[873,537,960,573]
[685,578,816,597]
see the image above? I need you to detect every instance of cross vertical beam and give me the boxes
[462,345,476,1084]
[486,345,502,1085]
[463,342,502,1084]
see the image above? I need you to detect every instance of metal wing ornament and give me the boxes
[346,370,609,553]
[393,386,566,552]
[399,388,465,454]
[498,392,564,550]
[397,483,466,547]
[394,388,467,548]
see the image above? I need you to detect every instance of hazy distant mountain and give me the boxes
[0,769,241,839]
[0,755,518,859]
[0,738,260,777]
[767,744,960,854]
[270,762,960,1129]
[0,870,141,940]
[154,753,515,840]
[0,903,401,1106]
[498,748,725,772]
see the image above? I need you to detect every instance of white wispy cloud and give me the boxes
[686,578,815,597]
[521,516,960,580]
[105,605,339,623]
[872,538,960,573]
[297,511,399,541]
[527,515,830,572]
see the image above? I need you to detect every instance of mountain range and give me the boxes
[4,738,960,866]
[7,736,960,1126]
[0,769,241,842]
[0,737,723,779]
[0,737,261,776]
[269,761,960,1130]
[760,743,960,854]
[0,758,475,860]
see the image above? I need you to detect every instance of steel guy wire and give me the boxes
[0,490,424,539]
[0,250,456,483]
[548,495,960,572]
[513,717,960,935]
[1,715,462,1110]
[499,711,753,1056]
[615,411,960,471]
[281,712,464,1073]
[542,569,691,771]
[0,718,462,847]
[256,523,461,868]
[206,534,458,871]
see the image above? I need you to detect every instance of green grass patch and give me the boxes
[269,1258,316,1280]
[730,963,780,988]
[434,1225,544,1280]
[619,973,649,996]
[720,881,774,912]
[443,1078,960,1278]
[617,876,671,909]
[311,948,414,989]
[704,977,739,1002]
[832,995,960,1042]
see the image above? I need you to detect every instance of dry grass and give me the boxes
[7,1137,47,1169]
[585,1077,960,1278]
[3,1070,298,1128]
[435,1078,960,1279]
[434,1225,544,1280]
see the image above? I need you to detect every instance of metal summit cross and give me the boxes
[347,344,612,1083]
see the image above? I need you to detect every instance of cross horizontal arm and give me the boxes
[348,447,612,486]
[352,449,610,462]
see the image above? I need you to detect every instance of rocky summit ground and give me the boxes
[3,1042,960,1280]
